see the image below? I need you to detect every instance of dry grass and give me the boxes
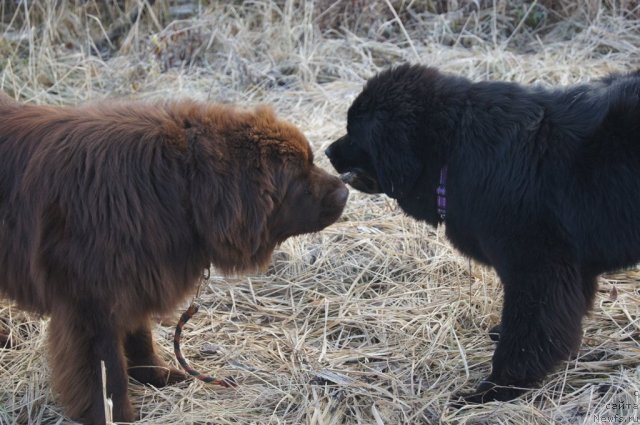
[1,1,640,424]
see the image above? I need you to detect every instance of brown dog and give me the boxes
[0,95,348,423]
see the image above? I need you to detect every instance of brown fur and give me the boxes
[0,97,348,423]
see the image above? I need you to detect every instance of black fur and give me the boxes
[326,64,640,403]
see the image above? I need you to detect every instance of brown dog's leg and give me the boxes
[49,304,135,424]
[461,256,586,404]
[125,319,187,387]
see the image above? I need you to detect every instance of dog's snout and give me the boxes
[322,177,349,208]
[331,185,349,207]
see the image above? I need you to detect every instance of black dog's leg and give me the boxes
[581,271,599,314]
[461,258,586,404]
[486,272,596,344]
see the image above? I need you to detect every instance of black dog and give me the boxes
[326,63,640,403]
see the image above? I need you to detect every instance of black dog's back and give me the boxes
[554,72,640,272]
[450,71,640,272]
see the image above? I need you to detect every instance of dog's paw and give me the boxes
[162,366,189,386]
[451,380,526,407]
[129,361,188,387]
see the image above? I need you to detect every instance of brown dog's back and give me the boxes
[0,100,203,318]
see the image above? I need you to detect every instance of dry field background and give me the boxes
[1,1,640,424]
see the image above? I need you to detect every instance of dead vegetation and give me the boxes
[1,1,640,423]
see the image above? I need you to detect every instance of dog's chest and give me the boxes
[444,222,491,266]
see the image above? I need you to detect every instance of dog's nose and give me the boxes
[324,145,334,159]
[330,185,349,207]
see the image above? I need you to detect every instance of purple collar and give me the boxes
[437,165,447,220]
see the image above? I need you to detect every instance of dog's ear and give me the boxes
[367,120,423,199]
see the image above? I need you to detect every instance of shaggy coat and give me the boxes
[0,95,348,423]
[325,64,640,403]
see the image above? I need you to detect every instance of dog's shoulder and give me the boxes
[533,73,640,144]
[567,72,640,143]
[598,71,640,112]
